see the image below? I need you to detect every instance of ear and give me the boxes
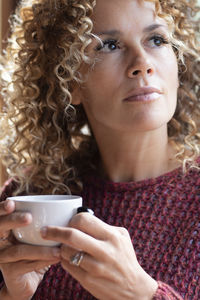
[71,85,83,105]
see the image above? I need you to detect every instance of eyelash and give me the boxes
[95,34,169,52]
[150,34,169,46]
[95,39,120,51]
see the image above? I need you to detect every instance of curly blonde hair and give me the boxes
[0,0,200,195]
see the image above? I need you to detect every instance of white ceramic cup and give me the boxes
[8,195,82,246]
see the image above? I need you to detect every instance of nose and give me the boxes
[127,48,154,79]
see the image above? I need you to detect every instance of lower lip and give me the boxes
[124,92,161,102]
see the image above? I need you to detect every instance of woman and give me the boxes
[0,0,199,299]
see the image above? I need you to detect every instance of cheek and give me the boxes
[89,53,124,84]
[84,66,121,101]
[158,50,178,102]
[166,69,178,112]
[166,51,179,87]
[168,60,179,107]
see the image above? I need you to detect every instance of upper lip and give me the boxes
[124,86,163,100]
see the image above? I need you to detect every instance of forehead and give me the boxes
[92,0,165,33]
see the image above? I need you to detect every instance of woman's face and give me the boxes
[74,0,179,134]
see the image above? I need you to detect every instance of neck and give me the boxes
[94,126,179,182]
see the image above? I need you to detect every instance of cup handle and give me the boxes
[77,207,94,215]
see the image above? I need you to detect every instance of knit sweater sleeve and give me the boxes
[153,281,183,299]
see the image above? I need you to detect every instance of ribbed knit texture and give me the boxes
[0,164,199,299]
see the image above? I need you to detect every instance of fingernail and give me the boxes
[52,248,61,257]
[20,213,29,221]
[40,226,47,237]
[4,200,12,210]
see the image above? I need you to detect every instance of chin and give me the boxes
[129,114,170,132]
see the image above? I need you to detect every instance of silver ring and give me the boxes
[69,251,84,267]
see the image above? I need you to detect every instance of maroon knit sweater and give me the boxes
[0,164,199,300]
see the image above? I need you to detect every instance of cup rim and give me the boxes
[7,195,82,203]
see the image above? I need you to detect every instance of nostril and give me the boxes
[132,70,140,76]
[130,68,153,77]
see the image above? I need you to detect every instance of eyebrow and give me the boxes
[94,24,166,37]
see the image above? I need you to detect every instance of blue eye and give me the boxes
[150,35,169,47]
[96,39,120,52]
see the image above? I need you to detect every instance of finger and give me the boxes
[61,257,130,300]
[2,259,58,276]
[61,245,103,274]
[0,212,32,235]
[61,258,87,284]
[41,226,104,259]
[68,213,114,240]
[0,200,15,216]
[24,259,58,274]
[69,214,131,251]
[0,244,61,263]
[60,258,106,298]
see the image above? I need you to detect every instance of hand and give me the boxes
[0,200,61,300]
[41,213,158,300]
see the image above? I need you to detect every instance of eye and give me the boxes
[149,35,169,47]
[96,39,120,52]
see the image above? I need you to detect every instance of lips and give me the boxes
[123,87,163,102]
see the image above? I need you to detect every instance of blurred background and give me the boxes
[0,0,19,188]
